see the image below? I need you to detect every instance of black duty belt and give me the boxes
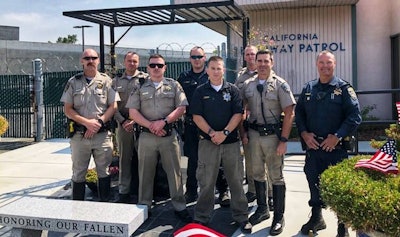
[75,124,108,133]
[75,125,86,132]
[184,116,196,126]
[139,123,175,137]
[140,127,152,133]
[248,123,276,136]
[315,136,343,150]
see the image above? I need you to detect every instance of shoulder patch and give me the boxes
[347,87,357,100]
[281,82,291,93]
[63,81,71,92]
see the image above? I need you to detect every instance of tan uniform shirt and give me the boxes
[126,77,188,120]
[242,74,296,125]
[60,72,120,118]
[112,71,148,123]
[235,67,257,90]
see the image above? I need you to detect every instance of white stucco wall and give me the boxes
[356,0,396,119]
[391,0,400,34]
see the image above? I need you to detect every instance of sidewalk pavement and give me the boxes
[0,139,374,236]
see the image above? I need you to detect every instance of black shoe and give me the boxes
[336,223,349,237]
[218,192,230,207]
[175,209,193,223]
[184,191,198,203]
[245,192,256,203]
[115,193,130,203]
[237,221,252,234]
[270,217,285,236]
[249,208,270,225]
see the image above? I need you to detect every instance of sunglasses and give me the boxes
[148,63,165,68]
[83,56,98,61]
[190,55,204,60]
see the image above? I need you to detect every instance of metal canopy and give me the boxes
[63,1,247,27]
[63,1,249,72]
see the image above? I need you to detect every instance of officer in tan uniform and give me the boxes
[126,54,191,222]
[237,45,274,208]
[112,51,148,203]
[235,45,258,203]
[241,50,296,235]
[61,48,120,202]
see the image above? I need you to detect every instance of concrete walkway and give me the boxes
[0,139,374,236]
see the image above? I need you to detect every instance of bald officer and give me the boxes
[241,50,296,235]
[61,48,120,202]
[126,54,191,222]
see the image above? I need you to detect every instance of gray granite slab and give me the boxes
[0,197,147,237]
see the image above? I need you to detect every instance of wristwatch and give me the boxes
[223,129,230,136]
[334,133,342,141]
[280,136,288,143]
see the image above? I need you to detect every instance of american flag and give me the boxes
[174,223,226,237]
[355,139,398,174]
[397,102,400,124]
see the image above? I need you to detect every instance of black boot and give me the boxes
[98,176,111,202]
[115,193,130,203]
[300,206,327,235]
[72,181,86,200]
[336,222,349,237]
[268,196,274,211]
[249,181,270,225]
[270,185,285,236]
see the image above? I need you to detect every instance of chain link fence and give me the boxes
[0,41,245,139]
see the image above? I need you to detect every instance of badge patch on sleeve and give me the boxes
[281,83,291,93]
[347,87,357,100]
[63,82,70,92]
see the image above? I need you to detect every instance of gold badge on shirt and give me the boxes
[97,83,103,89]
[333,88,342,96]
[164,85,172,92]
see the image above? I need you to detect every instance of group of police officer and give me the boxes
[61,46,361,237]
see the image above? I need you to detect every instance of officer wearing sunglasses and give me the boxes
[126,54,192,223]
[61,48,120,202]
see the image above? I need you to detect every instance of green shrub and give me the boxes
[85,168,98,183]
[320,156,400,236]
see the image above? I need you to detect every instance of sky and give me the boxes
[0,0,227,52]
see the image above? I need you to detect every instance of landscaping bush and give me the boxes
[320,156,400,236]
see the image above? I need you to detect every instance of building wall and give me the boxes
[235,6,354,95]
[0,26,19,40]
[391,0,400,34]
[356,0,398,118]
[175,0,400,119]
